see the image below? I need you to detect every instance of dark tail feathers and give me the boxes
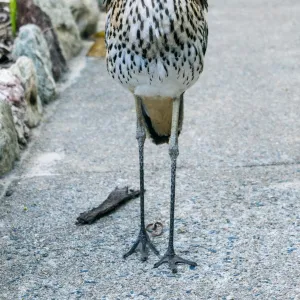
[141,97,184,145]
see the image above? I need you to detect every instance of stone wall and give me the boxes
[0,0,100,176]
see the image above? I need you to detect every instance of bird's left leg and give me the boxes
[123,95,159,261]
[154,94,197,273]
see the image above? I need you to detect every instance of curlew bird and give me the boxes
[104,0,208,273]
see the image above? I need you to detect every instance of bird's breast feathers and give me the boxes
[105,0,208,97]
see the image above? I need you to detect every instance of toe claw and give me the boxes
[170,262,177,273]
[141,253,148,262]
[154,252,197,273]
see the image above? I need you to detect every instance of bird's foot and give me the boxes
[154,250,197,273]
[123,229,159,261]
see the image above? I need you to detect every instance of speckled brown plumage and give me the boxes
[105,0,208,143]
[105,0,208,99]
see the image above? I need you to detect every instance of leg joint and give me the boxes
[136,122,146,142]
[169,144,179,159]
[136,129,146,143]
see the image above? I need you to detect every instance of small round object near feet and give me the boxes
[146,222,164,237]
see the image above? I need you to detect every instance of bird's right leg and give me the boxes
[154,95,197,273]
[123,96,160,261]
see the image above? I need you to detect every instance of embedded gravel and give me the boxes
[1,0,300,299]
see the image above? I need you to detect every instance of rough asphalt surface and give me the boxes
[1,0,300,299]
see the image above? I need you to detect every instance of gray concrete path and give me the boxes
[1,0,300,299]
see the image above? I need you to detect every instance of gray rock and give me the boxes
[0,68,29,146]
[0,101,19,176]
[64,0,100,38]
[12,24,57,104]
[32,0,83,60]
[10,56,43,128]
[16,0,68,81]
[0,1,14,66]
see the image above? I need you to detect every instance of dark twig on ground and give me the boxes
[76,186,140,225]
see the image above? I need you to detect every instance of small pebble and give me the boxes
[208,248,217,253]
[5,189,13,197]
[287,247,297,254]
[84,280,97,284]
[177,227,186,234]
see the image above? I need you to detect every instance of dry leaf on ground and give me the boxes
[86,31,106,58]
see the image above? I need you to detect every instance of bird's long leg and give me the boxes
[123,95,159,261]
[154,94,197,273]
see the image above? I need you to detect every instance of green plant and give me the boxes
[9,0,17,37]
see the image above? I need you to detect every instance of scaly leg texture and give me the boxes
[123,96,159,261]
[154,95,197,273]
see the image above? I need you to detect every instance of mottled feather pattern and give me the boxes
[105,0,208,98]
